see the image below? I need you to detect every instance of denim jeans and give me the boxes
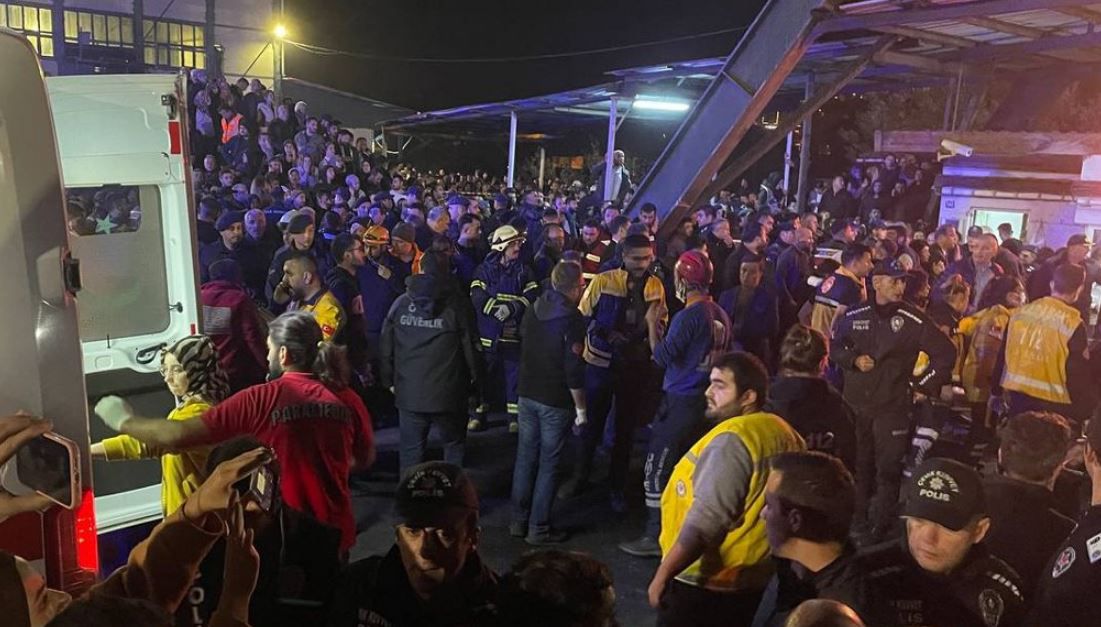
[511,396,573,537]
[399,410,466,473]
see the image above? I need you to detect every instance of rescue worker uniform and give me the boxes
[562,266,666,503]
[657,411,805,626]
[832,296,957,537]
[639,294,731,542]
[578,239,610,283]
[809,265,865,338]
[288,287,345,343]
[469,251,540,430]
[994,295,1095,425]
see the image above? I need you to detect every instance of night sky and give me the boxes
[285,0,767,113]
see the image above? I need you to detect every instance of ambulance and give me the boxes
[0,28,202,592]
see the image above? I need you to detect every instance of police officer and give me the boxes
[469,225,540,433]
[863,458,1025,627]
[832,260,957,541]
[619,251,731,558]
[1030,415,1101,627]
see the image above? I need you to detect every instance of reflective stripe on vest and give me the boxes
[1001,297,1080,404]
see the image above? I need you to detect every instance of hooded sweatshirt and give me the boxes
[517,288,587,409]
[764,376,857,471]
[380,272,481,413]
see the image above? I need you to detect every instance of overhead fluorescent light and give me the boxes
[633,96,691,112]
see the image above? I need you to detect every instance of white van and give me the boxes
[0,28,200,590]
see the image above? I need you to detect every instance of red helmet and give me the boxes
[675,250,713,291]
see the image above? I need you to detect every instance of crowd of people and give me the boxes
[3,71,1101,627]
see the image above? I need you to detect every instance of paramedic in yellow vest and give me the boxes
[90,335,230,515]
[994,263,1095,425]
[274,251,346,342]
[648,352,805,627]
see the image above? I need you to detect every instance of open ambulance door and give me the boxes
[0,28,99,594]
[45,74,202,541]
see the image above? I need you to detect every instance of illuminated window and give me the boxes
[0,2,55,57]
[61,8,202,67]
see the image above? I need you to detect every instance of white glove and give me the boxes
[493,304,511,322]
[574,408,588,428]
[95,396,134,432]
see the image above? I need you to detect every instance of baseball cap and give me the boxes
[1067,233,1091,247]
[391,222,416,244]
[277,209,299,229]
[286,212,313,235]
[394,462,479,527]
[901,458,986,531]
[871,259,909,279]
[215,210,244,231]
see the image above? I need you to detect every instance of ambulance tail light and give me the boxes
[43,487,99,595]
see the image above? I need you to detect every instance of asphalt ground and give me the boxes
[348,413,661,626]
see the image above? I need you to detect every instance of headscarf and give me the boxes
[163,335,230,404]
[0,551,32,627]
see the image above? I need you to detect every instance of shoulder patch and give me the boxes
[1053,546,1075,578]
[978,589,1005,627]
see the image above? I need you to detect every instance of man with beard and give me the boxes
[274,252,345,343]
[619,251,731,558]
[327,462,498,626]
[199,210,261,286]
[325,234,368,375]
[647,352,805,627]
[453,214,487,291]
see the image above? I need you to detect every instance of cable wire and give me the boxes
[283,25,747,64]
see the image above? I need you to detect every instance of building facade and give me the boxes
[0,0,275,79]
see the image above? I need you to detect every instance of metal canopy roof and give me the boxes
[383,0,1101,140]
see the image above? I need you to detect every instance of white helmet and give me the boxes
[490,225,525,252]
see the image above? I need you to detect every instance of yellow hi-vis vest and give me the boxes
[659,411,805,592]
[1001,296,1081,404]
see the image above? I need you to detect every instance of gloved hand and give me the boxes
[94,395,134,432]
[493,304,511,322]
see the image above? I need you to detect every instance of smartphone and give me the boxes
[1,432,81,510]
[233,464,275,512]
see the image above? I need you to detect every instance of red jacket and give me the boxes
[201,281,268,393]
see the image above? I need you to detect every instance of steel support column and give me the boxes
[506,111,518,188]
[796,74,815,212]
[698,37,893,203]
[603,96,618,203]
[538,146,546,191]
[783,130,794,202]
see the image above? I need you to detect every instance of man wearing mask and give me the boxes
[620,251,731,558]
[648,352,805,626]
[327,462,498,626]
[863,458,1025,627]
[832,261,957,543]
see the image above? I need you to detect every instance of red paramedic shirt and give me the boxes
[201,371,373,550]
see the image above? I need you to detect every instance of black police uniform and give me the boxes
[326,546,499,627]
[832,301,957,534]
[862,541,1025,627]
[1030,505,1101,627]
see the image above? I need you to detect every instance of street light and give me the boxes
[272,23,287,101]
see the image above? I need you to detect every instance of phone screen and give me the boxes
[16,435,76,508]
